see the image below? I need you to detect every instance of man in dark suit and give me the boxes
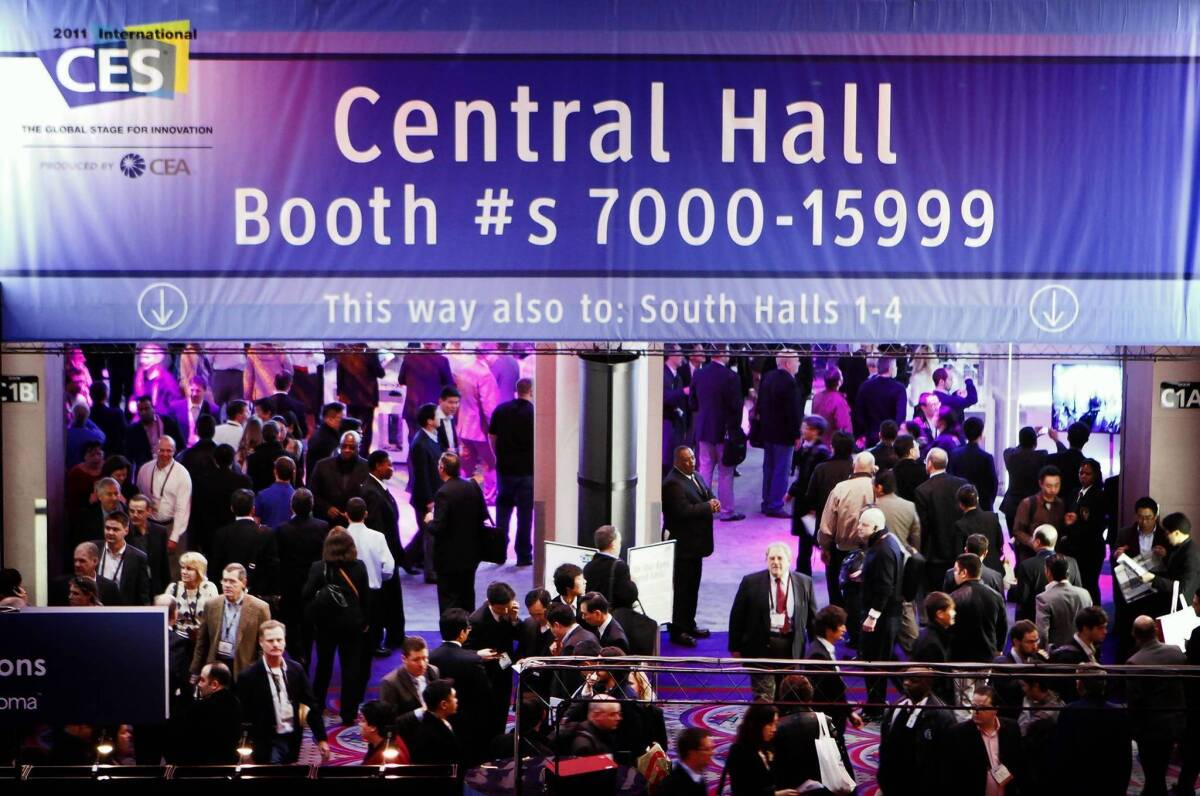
[1047,606,1108,668]
[1046,421,1089,505]
[854,356,907,446]
[166,375,219,449]
[756,350,803,517]
[1051,664,1132,795]
[466,582,520,742]
[1127,616,1188,796]
[948,417,998,511]
[127,495,171,597]
[515,588,554,699]
[801,429,854,534]
[305,402,345,482]
[1000,426,1050,530]
[235,620,329,764]
[489,378,535,566]
[868,419,901,471]
[804,605,863,746]
[688,353,743,521]
[786,416,832,576]
[662,446,719,647]
[943,685,1027,796]
[877,668,957,796]
[97,511,152,605]
[547,602,603,701]
[50,541,121,606]
[949,554,1008,685]
[1011,525,1082,621]
[933,367,978,423]
[178,414,219,480]
[1062,457,1107,604]
[309,430,369,525]
[893,434,929,501]
[942,533,1005,595]
[860,509,907,711]
[662,346,690,477]
[582,525,639,610]
[914,447,969,594]
[727,541,816,700]
[274,489,328,658]
[172,662,242,765]
[88,382,126,456]
[912,591,957,706]
[333,345,385,450]
[125,395,184,467]
[657,727,712,796]
[1110,497,1170,660]
[398,345,456,434]
[425,452,488,614]
[435,386,461,453]
[267,371,309,438]
[209,489,279,598]
[246,420,289,492]
[405,403,443,579]
[580,592,630,652]
[407,679,463,766]
[362,449,407,646]
[951,485,1005,572]
[75,476,126,552]
[429,608,493,762]
[1149,512,1200,613]
[190,443,252,557]
[379,635,441,716]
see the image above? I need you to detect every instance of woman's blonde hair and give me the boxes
[179,551,208,578]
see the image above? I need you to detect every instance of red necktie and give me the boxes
[776,577,791,634]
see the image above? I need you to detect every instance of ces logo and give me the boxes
[37,20,192,108]
[119,153,191,179]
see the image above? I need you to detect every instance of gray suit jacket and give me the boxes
[1035,581,1093,649]
[378,663,441,716]
[876,493,920,553]
[1126,640,1187,740]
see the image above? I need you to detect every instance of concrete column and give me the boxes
[531,344,582,585]
[2,352,64,605]
[639,346,664,544]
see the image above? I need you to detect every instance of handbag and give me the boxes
[814,711,857,795]
[1156,582,1200,651]
[476,479,508,565]
[636,742,671,793]
[721,427,748,467]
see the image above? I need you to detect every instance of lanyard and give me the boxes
[153,461,175,499]
[222,602,241,642]
[100,546,125,583]
[266,664,291,716]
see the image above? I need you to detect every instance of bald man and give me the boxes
[913,447,969,594]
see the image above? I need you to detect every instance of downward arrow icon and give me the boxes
[1041,290,1064,328]
[149,288,174,326]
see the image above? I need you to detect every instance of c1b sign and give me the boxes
[1160,382,1200,410]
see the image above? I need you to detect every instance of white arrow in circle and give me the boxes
[1041,289,1064,328]
[149,288,174,326]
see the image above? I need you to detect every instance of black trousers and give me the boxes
[312,623,365,723]
[860,610,901,709]
[825,547,848,607]
[346,404,376,449]
[795,529,815,577]
[1135,733,1175,796]
[436,569,477,615]
[671,555,703,634]
[380,576,406,648]
[1074,543,1105,605]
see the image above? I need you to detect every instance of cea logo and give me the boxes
[119,153,191,179]
[37,21,192,108]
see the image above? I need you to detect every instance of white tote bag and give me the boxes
[814,711,857,795]
[1157,582,1200,651]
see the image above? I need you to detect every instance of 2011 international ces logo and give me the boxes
[119,153,146,178]
[36,20,194,108]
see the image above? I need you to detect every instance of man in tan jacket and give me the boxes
[190,563,271,682]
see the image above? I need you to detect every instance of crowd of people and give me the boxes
[660,347,1200,795]
[2,343,1198,793]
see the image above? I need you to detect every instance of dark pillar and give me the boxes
[577,352,640,550]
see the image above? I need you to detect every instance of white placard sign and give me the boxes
[627,540,676,625]
[542,542,597,591]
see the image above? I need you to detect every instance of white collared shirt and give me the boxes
[1138,531,1155,558]
[597,615,613,639]
[815,636,835,658]
[767,572,794,627]
[422,427,438,444]
[100,542,127,581]
[1073,632,1098,662]
[679,762,705,784]
[135,459,193,542]
[212,419,245,449]
[345,521,394,589]
[265,660,294,734]
[435,407,457,450]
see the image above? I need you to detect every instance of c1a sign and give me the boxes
[1160,382,1200,409]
